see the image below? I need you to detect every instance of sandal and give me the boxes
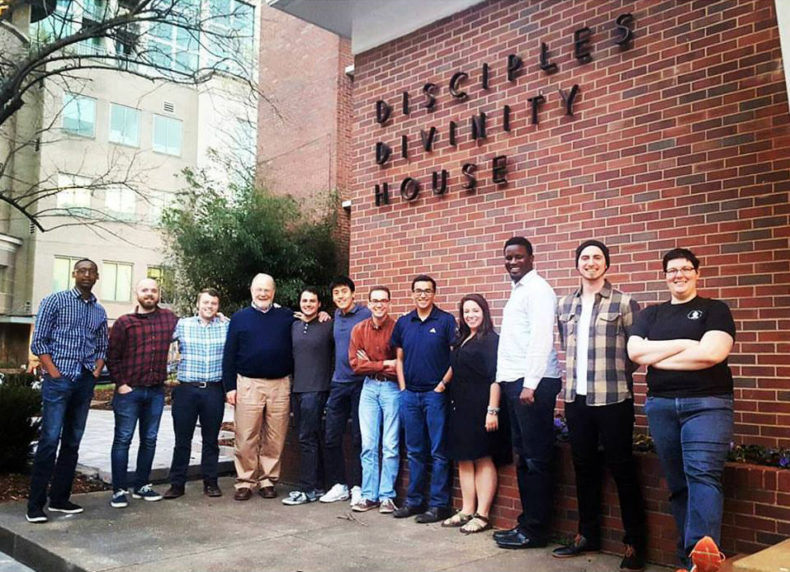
[460,514,491,534]
[441,511,472,527]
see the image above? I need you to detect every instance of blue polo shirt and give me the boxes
[391,306,456,392]
[332,304,372,383]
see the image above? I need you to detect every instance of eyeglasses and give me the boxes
[665,267,696,276]
[413,289,434,296]
[369,299,390,305]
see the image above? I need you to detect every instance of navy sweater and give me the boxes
[222,305,294,391]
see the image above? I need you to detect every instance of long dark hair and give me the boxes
[455,293,495,347]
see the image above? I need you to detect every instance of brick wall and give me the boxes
[349,0,790,448]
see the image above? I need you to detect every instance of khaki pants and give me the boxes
[233,375,290,490]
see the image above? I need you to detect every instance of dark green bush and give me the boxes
[0,375,41,473]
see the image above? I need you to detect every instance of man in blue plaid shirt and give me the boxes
[27,258,108,524]
[164,288,229,499]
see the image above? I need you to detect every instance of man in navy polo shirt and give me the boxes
[391,274,455,523]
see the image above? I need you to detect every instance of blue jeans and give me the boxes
[28,371,96,511]
[168,383,225,487]
[293,390,328,492]
[501,377,561,542]
[359,378,401,501]
[324,381,362,487]
[111,385,166,492]
[645,395,733,569]
[400,389,450,509]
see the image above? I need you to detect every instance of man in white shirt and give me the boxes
[493,236,561,550]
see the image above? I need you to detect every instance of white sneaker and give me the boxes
[349,485,362,507]
[319,483,349,503]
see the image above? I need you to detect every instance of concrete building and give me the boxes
[0,0,260,364]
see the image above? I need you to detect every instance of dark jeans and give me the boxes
[28,371,96,511]
[293,390,328,492]
[501,377,561,542]
[168,383,225,487]
[400,389,450,509]
[324,381,362,487]
[566,396,646,549]
[111,385,165,492]
[645,394,733,568]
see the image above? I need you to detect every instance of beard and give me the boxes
[138,297,158,310]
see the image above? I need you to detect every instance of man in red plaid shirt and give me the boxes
[107,278,178,508]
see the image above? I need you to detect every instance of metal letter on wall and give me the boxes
[574,27,593,64]
[376,100,392,125]
[432,170,449,195]
[421,126,437,151]
[614,13,634,47]
[471,112,487,140]
[401,135,408,159]
[482,63,490,90]
[450,71,469,100]
[539,42,558,74]
[402,91,410,115]
[507,54,523,81]
[527,94,545,125]
[462,163,477,190]
[558,84,580,116]
[492,155,507,184]
[376,142,392,165]
[449,121,457,146]
[400,177,420,201]
[423,83,438,111]
[375,183,390,206]
[503,105,511,132]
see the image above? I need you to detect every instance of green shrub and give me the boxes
[0,376,41,474]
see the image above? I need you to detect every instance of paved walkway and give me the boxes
[0,477,670,572]
[76,406,235,483]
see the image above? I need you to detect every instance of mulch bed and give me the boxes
[0,472,110,504]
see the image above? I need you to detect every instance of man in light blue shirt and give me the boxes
[164,288,229,499]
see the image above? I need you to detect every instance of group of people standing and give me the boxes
[25,236,735,572]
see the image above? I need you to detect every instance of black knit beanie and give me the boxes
[575,239,610,269]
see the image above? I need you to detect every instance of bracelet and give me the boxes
[487,407,499,415]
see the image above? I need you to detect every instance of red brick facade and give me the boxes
[350,0,790,449]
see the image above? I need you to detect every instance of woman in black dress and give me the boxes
[439,294,510,534]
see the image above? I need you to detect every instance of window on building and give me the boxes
[146,191,177,224]
[105,187,137,220]
[109,104,140,147]
[62,93,96,137]
[205,0,255,75]
[146,266,173,304]
[152,115,182,156]
[52,256,84,293]
[56,173,92,214]
[101,261,133,302]
[148,0,200,75]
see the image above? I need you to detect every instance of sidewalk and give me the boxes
[0,476,670,572]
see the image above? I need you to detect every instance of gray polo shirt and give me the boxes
[291,318,334,393]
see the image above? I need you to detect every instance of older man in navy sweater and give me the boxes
[223,273,297,501]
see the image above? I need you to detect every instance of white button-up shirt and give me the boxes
[496,270,561,389]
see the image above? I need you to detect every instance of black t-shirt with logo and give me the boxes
[631,296,735,398]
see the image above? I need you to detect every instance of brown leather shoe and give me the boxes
[163,485,184,500]
[234,487,252,501]
[259,486,277,499]
[204,484,222,498]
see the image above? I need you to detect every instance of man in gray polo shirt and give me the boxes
[283,287,334,505]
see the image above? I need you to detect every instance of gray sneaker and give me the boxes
[282,490,317,506]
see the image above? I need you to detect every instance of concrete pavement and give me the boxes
[0,476,670,572]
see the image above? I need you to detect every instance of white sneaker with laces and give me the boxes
[319,483,349,503]
[349,485,362,507]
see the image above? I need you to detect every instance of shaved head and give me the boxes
[136,278,160,312]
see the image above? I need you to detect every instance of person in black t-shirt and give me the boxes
[628,248,734,572]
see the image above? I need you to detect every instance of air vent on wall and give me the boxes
[163,101,175,113]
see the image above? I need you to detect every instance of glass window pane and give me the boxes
[52,257,71,292]
[109,104,140,146]
[115,264,132,302]
[62,94,95,137]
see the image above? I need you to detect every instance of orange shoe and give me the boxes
[690,536,725,572]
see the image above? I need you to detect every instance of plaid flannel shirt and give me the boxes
[173,316,228,383]
[107,307,179,387]
[557,280,640,405]
[31,288,108,380]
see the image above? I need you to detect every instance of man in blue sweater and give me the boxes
[223,273,295,501]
